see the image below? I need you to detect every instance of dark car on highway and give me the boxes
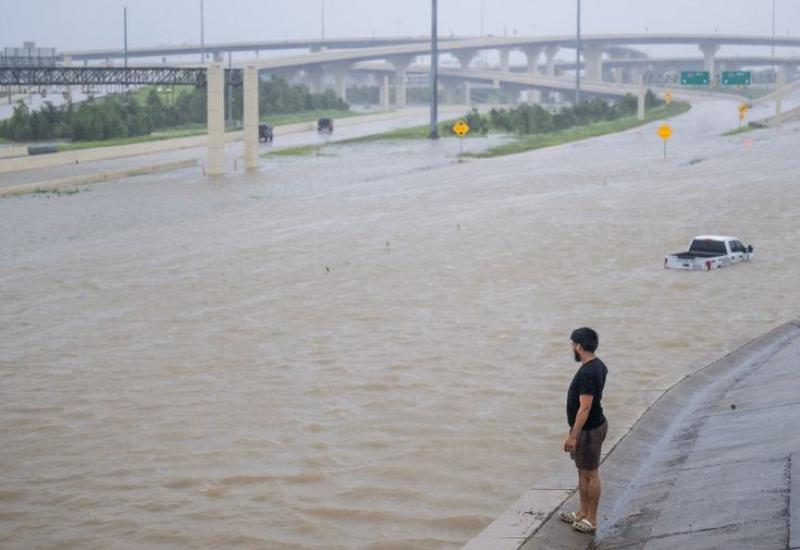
[317,118,334,133]
[258,123,274,143]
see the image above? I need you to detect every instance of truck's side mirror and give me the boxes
[747,245,753,253]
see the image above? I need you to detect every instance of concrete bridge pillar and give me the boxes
[520,46,542,104]
[636,74,646,121]
[698,43,720,75]
[776,69,785,124]
[380,74,390,111]
[390,55,414,108]
[304,66,323,94]
[521,46,542,75]
[333,63,352,102]
[544,45,560,77]
[206,64,225,177]
[629,67,642,86]
[499,49,510,72]
[455,49,478,69]
[243,65,259,171]
[583,43,605,82]
[784,64,799,83]
[445,80,458,104]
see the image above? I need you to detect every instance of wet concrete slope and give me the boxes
[521,319,800,550]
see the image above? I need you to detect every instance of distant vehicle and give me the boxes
[258,123,273,143]
[317,118,334,133]
[664,235,754,271]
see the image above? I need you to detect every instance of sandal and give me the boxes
[559,510,580,523]
[572,518,596,534]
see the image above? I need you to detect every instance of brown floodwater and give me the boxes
[1,98,799,549]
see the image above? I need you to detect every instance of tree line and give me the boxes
[0,76,349,143]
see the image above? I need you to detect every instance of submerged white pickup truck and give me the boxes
[664,235,754,271]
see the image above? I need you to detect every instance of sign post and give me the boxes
[452,119,470,154]
[738,102,749,128]
[657,123,672,159]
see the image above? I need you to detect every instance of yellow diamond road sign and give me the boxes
[738,103,749,114]
[663,91,673,104]
[657,123,673,140]
[452,120,470,137]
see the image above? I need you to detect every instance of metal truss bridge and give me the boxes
[0,66,242,87]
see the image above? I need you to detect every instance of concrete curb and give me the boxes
[0,158,198,198]
[464,320,800,550]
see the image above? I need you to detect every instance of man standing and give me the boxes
[560,327,608,535]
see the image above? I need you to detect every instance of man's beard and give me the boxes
[574,349,581,362]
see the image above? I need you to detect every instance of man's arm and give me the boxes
[564,394,594,452]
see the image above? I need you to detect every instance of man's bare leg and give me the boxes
[576,470,588,520]
[579,468,601,526]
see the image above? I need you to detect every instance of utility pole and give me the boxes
[772,0,776,59]
[227,51,233,130]
[575,0,582,105]
[123,7,128,69]
[321,0,326,41]
[480,0,485,36]
[772,0,777,80]
[200,0,205,64]
[429,0,439,139]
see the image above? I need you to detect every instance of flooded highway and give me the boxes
[2,96,799,549]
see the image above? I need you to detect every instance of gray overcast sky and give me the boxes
[1,0,798,52]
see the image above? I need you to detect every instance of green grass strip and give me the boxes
[261,109,365,126]
[722,124,759,136]
[337,119,463,144]
[263,144,326,157]
[57,128,207,151]
[464,102,691,159]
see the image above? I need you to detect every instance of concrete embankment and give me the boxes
[466,319,800,550]
[0,159,197,198]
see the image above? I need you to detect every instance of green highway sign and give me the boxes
[681,71,710,85]
[722,71,751,86]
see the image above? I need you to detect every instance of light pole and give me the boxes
[429,0,439,139]
[123,7,128,69]
[480,0,485,36]
[772,0,776,60]
[200,0,205,64]
[575,0,582,105]
[321,0,326,41]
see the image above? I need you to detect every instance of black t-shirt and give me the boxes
[566,357,607,430]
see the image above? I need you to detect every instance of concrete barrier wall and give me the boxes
[0,131,242,175]
[0,147,28,160]
[0,158,198,198]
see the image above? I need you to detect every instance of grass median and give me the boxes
[55,110,366,153]
[464,101,691,159]
[57,125,208,152]
[262,109,365,126]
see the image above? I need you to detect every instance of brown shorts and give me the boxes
[571,420,608,471]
